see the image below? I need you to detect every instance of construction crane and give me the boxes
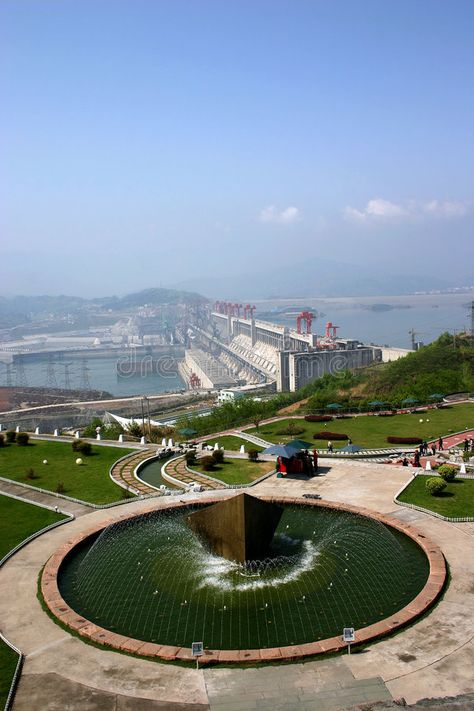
[296,311,314,334]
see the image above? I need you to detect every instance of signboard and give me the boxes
[342,627,355,643]
[192,642,204,657]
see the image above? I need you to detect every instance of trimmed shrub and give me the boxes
[275,423,305,436]
[437,464,458,482]
[184,450,196,465]
[304,415,333,422]
[72,440,92,456]
[16,432,30,446]
[212,449,225,464]
[248,449,259,462]
[56,481,65,494]
[0,434,5,447]
[313,431,348,441]
[25,467,39,480]
[425,477,447,496]
[387,436,423,444]
[6,430,16,443]
[200,455,216,471]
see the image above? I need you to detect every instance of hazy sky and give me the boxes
[1,0,473,296]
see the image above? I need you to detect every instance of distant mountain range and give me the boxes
[0,288,207,329]
[171,257,459,299]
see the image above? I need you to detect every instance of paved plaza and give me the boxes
[1,460,474,710]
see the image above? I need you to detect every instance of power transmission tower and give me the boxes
[470,300,474,344]
[79,358,91,391]
[15,360,28,387]
[4,363,13,387]
[45,355,58,389]
[408,328,416,350]
[62,362,74,390]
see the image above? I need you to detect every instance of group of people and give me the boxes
[463,438,474,453]
[419,437,443,456]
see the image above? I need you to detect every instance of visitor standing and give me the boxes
[327,441,333,453]
[438,437,443,451]
[413,450,420,467]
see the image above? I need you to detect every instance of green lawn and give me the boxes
[192,457,274,485]
[248,403,474,450]
[0,494,66,707]
[0,441,135,504]
[397,475,474,517]
[202,435,264,452]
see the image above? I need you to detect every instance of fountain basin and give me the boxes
[41,496,446,663]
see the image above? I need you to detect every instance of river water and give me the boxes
[256,291,473,349]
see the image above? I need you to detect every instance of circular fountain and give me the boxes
[42,496,446,663]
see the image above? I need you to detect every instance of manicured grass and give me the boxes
[247,403,474,450]
[397,475,474,517]
[202,435,263,452]
[0,441,135,504]
[192,457,274,485]
[0,494,66,707]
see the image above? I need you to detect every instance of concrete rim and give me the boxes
[41,495,446,664]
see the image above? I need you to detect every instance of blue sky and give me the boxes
[1,0,473,296]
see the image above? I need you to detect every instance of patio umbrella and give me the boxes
[178,427,198,436]
[429,393,445,400]
[368,400,386,407]
[340,444,363,453]
[401,397,418,405]
[262,444,299,458]
[286,438,313,450]
[326,403,343,410]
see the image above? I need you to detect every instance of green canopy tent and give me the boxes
[368,400,387,408]
[178,427,198,437]
[429,393,445,400]
[326,403,343,410]
[401,397,418,405]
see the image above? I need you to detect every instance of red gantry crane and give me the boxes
[296,311,314,334]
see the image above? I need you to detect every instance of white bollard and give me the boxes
[240,444,246,453]
[161,438,167,447]
[140,436,146,445]
[167,438,173,448]
[460,462,467,474]
[15,425,20,433]
[214,442,219,450]
[75,431,80,439]
[425,460,432,471]
[118,434,124,443]
[96,433,101,440]
[53,429,59,437]
[34,426,40,435]
[0,424,2,431]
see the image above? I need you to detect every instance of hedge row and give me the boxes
[387,436,423,444]
[305,415,333,422]
[313,431,348,441]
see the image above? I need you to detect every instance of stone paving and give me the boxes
[109,448,160,494]
[1,460,474,710]
[0,478,92,517]
[164,456,226,490]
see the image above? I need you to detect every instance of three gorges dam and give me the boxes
[180,302,410,393]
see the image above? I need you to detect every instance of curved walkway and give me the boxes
[164,456,226,490]
[0,479,91,517]
[109,448,160,495]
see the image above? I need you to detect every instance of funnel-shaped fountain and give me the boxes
[186,493,283,563]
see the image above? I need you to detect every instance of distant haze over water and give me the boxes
[257,292,473,349]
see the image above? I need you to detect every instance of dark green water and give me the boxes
[58,505,429,650]
[136,457,180,490]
